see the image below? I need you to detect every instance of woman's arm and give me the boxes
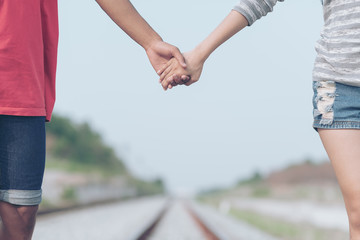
[195,0,283,61]
[159,10,248,90]
[96,0,186,73]
[158,0,283,90]
[189,10,248,67]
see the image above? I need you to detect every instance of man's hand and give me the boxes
[96,0,189,81]
[158,50,204,90]
[145,40,187,74]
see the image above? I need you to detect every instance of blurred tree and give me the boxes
[46,114,127,173]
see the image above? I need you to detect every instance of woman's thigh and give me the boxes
[319,129,360,208]
[313,80,360,197]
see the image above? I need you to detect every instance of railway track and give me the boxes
[34,196,279,240]
[134,202,170,240]
[186,204,221,240]
[130,200,280,240]
[133,200,221,240]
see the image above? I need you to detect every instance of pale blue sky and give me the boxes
[55,0,325,194]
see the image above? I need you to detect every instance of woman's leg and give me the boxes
[319,129,360,239]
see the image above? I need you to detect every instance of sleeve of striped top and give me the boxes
[233,0,284,26]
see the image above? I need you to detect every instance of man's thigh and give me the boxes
[0,115,46,206]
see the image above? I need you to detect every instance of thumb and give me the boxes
[172,48,187,68]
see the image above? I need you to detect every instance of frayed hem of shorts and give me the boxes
[313,120,360,132]
[0,189,42,206]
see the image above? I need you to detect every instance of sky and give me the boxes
[55,0,325,194]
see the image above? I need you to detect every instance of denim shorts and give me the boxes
[313,80,360,130]
[0,115,46,205]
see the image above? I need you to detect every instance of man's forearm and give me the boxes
[96,0,162,50]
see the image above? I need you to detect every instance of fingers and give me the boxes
[171,75,181,88]
[185,78,195,86]
[157,59,172,77]
[181,75,190,84]
[171,47,187,68]
[163,75,185,90]
[162,75,173,90]
[158,57,190,90]
[161,74,191,91]
[162,74,176,90]
[160,65,173,83]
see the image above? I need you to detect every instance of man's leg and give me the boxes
[319,129,360,240]
[0,115,46,240]
[0,202,38,240]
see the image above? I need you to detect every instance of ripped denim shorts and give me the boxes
[313,80,360,130]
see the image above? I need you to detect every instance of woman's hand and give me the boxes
[158,50,204,90]
[146,40,187,74]
[157,10,248,91]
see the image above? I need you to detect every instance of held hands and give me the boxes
[157,50,204,91]
[145,40,204,91]
[153,9,249,90]
[146,40,187,76]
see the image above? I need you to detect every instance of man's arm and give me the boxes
[96,0,186,72]
[158,0,283,90]
[159,10,249,90]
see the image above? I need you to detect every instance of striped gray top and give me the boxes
[234,0,360,86]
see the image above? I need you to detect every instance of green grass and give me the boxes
[230,208,349,240]
[251,186,272,198]
[231,209,299,238]
[39,198,57,211]
[61,186,77,202]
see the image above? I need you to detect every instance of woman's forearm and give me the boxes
[96,0,162,50]
[194,10,249,62]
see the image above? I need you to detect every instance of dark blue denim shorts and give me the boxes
[313,80,360,130]
[0,115,45,205]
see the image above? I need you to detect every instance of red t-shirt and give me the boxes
[0,0,58,122]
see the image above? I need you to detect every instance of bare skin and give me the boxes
[158,10,248,90]
[0,1,187,239]
[319,129,360,239]
[0,202,38,240]
[96,0,188,74]
[157,6,360,239]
